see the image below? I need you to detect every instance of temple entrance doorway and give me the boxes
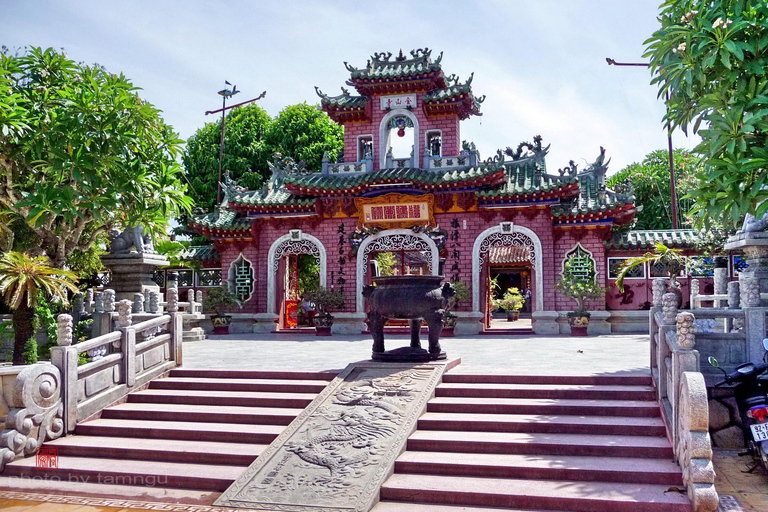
[487,258,533,331]
[278,254,320,330]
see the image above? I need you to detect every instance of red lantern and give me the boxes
[397,128,405,137]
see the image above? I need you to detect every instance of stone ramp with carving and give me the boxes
[1,368,336,503]
[373,372,694,512]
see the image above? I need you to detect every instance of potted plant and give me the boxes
[442,280,470,337]
[202,286,241,334]
[492,288,525,321]
[555,256,607,336]
[615,242,690,308]
[303,287,345,336]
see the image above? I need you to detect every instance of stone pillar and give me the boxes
[196,290,203,304]
[56,314,73,347]
[85,289,94,314]
[726,232,768,307]
[652,278,667,307]
[167,287,179,313]
[133,293,144,314]
[727,281,740,309]
[104,289,115,313]
[149,291,159,314]
[94,292,104,314]
[100,252,169,302]
[690,279,700,309]
[662,292,678,325]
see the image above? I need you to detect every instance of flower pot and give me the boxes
[212,314,231,335]
[313,313,334,336]
[506,310,520,322]
[568,315,590,337]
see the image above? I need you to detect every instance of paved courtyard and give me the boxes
[183,331,651,376]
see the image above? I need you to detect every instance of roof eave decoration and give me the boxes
[604,229,700,250]
[422,72,485,120]
[344,48,448,95]
[315,86,371,123]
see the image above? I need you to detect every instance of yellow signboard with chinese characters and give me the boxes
[355,193,436,229]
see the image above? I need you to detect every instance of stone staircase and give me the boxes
[2,370,694,511]
[373,373,693,512]
[2,369,336,500]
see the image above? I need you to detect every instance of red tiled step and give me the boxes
[168,368,337,381]
[394,451,683,485]
[47,435,264,466]
[129,388,317,408]
[101,402,299,426]
[75,418,283,444]
[436,383,656,400]
[442,373,652,386]
[150,377,328,394]
[380,474,692,512]
[373,503,558,512]
[417,412,667,436]
[407,430,674,459]
[427,396,660,417]
[3,456,245,492]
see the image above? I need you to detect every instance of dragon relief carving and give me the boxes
[232,368,431,506]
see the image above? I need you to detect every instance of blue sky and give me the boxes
[2,0,696,175]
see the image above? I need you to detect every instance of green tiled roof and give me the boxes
[315,87,369,109]
[190,209,251,232]
[282,165,504,194]
[605,229,699,250]
[346,49,444,81]
[477,159,577,200]
[178,245,220,262]
[232,187,316,208]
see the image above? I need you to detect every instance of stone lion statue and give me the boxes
[108,225,156,254]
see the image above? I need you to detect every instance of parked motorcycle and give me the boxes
[708,338,768,470]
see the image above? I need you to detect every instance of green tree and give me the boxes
[182,103,273,212]
[644,1,768,224]
[0,252,78,364]
[0,47,192,268]
[182,102,344,212]
[607,149,700,229]
[266,103,344,173]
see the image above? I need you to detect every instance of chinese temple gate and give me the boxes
[186,48,710,335]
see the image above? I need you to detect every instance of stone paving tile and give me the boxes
[714,449,768,511]
[183,332,651,376]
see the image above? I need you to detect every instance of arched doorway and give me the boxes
[355,229,439,313]
[472,224,543,329]
[379,110,420,168]
[267,232,327,328]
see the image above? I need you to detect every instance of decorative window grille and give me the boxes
[196,269,222,287]
[563,245,595,281]
[228,254,254,302]
[177,269,194,288]
[733,255,749,274]
[608,258,644,279]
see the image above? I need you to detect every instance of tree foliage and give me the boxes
[0,251,78,364]
[607,149,700,229]
[183,102,343,212]
[0,47,192,267]
[645,1,768,224]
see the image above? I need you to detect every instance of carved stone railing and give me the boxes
[0,363,65,471]
[322,158,372,175]
[51,289,182,434]
[423,153,475,170]
[677,372,718,512]
[649,280,717,511]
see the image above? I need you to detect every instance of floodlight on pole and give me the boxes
[606,57,679,229]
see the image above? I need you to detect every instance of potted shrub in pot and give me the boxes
[303,287,345,336]
[492,288,525,321]
[202,286,241,335]
[442,280,470,337]
[555,256,607,336]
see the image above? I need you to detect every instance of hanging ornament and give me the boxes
[397,127,406,137]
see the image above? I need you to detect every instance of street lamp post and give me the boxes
[205,84,267,205]
[606,58,679,229]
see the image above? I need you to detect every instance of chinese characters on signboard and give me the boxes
[364,203,428,224]
[380,94,417,110]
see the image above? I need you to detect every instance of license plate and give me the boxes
[750,423,768,442]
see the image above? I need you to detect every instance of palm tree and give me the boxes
[0,252,78,364]
[615,242,690,306]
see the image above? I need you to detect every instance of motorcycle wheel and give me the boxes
[759,440,768,470]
